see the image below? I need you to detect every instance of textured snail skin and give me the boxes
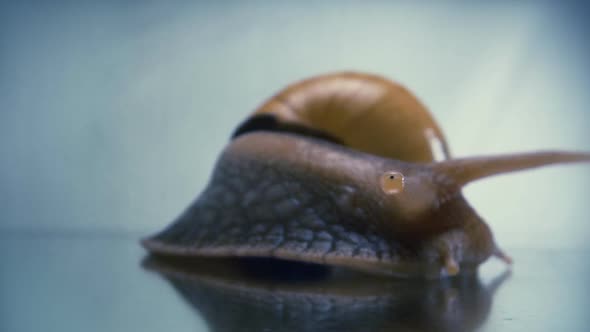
[143,132,492,278]
[142,72,590,278]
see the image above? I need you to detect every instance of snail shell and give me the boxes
[235,72,450,163]
[142,72,589,278]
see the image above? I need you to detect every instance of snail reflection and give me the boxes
[143,256,510,332]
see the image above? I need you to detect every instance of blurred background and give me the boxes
[1,2,590,332]
[2,0,588,248]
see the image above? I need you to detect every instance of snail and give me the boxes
[142,72,589,278]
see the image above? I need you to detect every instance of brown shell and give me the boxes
[253,72,450,163]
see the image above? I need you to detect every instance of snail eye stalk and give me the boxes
[380,171,405,195]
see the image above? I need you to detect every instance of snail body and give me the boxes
[143,72,589,278]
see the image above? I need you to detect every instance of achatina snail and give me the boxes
[142,72,589,278]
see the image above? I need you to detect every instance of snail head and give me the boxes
[376,151,590,233]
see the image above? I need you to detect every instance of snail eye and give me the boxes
[380,171,405,195]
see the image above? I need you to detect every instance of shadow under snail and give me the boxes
[142,72,590,278]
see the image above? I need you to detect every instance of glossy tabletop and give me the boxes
[1,232,589,332]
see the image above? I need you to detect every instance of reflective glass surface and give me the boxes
[1,233,589,332]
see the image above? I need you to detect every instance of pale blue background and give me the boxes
[1,2,590,332]
[2,1,588,249]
